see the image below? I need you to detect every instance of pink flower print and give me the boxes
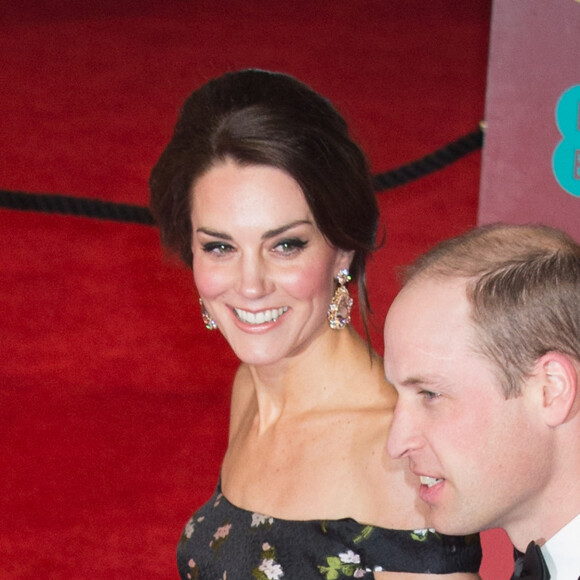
[186,558,199,580]
[209,521,232,555]
[214,523,232,540]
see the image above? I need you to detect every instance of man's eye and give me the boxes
[420,390,441,401]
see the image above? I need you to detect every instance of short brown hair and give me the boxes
[404,223,580,397]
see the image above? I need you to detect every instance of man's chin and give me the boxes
[425,509,480,538]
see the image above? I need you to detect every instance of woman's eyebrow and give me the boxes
[262,220,313,240]
[195,227,232,240]
[195,220,313,241]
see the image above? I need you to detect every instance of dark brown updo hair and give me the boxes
[150,69,379,329]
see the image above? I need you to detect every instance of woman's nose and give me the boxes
[236,254,272,299]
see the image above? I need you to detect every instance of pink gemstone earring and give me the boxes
[327,269,353,330]
[199,298,217,330]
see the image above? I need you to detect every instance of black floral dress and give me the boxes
[177,481,481,579]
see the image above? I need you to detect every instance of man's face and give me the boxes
[384,276,551,537]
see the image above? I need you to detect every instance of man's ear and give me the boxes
[534,352,578,427]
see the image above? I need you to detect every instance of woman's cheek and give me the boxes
[194,264,230,299]
[282,264,333,301]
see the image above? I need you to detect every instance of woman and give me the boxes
[150,69,481,579]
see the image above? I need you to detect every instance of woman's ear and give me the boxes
[336,249,355,274]
[534,352,578,427]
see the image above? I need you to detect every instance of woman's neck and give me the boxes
[243,326,378,432]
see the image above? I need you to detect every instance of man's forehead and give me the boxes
[403,273,469,299]
[386,282,472,345]
[384,277,482,384]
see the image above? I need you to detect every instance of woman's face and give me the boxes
[190,159,352,367]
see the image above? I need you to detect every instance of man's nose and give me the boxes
[387,403,423,459]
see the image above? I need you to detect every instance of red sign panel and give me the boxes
[478,0,580,240]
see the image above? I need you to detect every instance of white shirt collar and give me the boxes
[541,512,580,580]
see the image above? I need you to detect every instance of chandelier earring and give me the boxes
[199,298,217,330]
[328,268,353,330]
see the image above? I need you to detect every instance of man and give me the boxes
[384,223,580,580]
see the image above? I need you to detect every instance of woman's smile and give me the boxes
[232,306,289,326]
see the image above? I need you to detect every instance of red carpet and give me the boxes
[0,1,512,577]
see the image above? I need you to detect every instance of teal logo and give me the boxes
[552,85,580,197]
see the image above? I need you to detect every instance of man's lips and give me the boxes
[420,475,444,488]
[418,475,445,505]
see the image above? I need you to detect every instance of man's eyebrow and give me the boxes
[402,377,428,386]
[393,376,441,388]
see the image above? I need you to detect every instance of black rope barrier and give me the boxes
[0,127,483,225]
[372,127,483,191]
[0,190,154,225]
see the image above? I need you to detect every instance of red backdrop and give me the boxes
[0,1,510,577]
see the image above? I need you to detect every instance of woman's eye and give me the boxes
[274,238,308,255]
[202,242,234,255]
